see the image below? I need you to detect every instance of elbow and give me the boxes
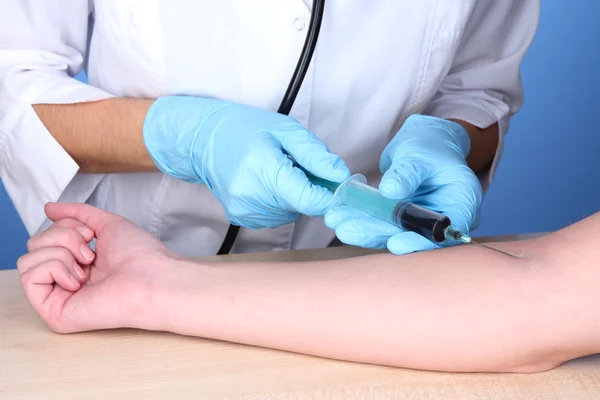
[460,345,570,374]
[465,349,568,374]
[434,358,564,374]
[380,345,568,374]
[502,361,562,374]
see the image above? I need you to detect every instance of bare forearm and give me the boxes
[34,98,156,173]
[155,214,600,373]
[162,250,553,373]
[451,119,499,174]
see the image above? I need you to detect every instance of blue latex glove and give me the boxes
[325,114,483,255]
[143,96,350,229]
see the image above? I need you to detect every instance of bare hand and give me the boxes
[17,203,179,333]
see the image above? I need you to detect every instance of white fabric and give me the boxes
[0,0,540,257]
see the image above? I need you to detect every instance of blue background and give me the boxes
[1,3,599,269]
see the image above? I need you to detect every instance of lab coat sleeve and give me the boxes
[423,0,540,191]
[0,1,113,235]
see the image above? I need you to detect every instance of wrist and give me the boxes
[449,119,499,174]
[142,95,229,184]
[141,257,210,333]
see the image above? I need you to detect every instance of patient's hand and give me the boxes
[17,202,178,333]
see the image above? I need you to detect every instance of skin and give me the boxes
[33,99,498,174]
[33,99,156,173]
[451,118,499,173]
[18,203,600,374]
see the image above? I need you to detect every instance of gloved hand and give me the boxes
[143,96,350,229]
[325,115,483,255]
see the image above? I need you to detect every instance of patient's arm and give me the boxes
[19,203,600,373]
[157,213,600,373]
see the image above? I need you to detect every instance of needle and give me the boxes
[468,240,521,258]
[445,227,521,258]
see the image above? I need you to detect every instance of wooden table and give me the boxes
[2,236,600,400]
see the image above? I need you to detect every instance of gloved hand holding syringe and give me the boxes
[295,161,518,257]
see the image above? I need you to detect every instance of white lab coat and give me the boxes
[0,1,539,257]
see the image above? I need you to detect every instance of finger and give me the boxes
[328,202,445,253]
[44,202,122,236]
[277,127,351,183]
[20,259,81,308]
[27,227,95,265]
[324,206,367,231]
[387,231,439,255]
[379,157,430,200]
[335,218,402,249]
[415,172,483,233]
[274,154,335,216]
[17,247,87,282]
[50,218,95,242]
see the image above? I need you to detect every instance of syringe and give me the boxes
[330,173,467,245]
[302,167,518,257]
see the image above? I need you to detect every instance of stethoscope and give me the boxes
[217,0,326,255]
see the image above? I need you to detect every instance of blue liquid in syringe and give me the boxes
[311,173,452,243]
[338,180,398,223]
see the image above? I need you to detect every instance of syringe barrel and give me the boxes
[332,175,451,243]
[332,175,398,223]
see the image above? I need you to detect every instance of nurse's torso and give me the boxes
[84,0,475,256]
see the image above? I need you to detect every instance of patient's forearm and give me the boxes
[155,214,600,373]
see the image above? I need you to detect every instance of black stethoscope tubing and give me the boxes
[217,0,326,255]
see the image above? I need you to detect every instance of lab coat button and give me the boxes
[293,18,306,31]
